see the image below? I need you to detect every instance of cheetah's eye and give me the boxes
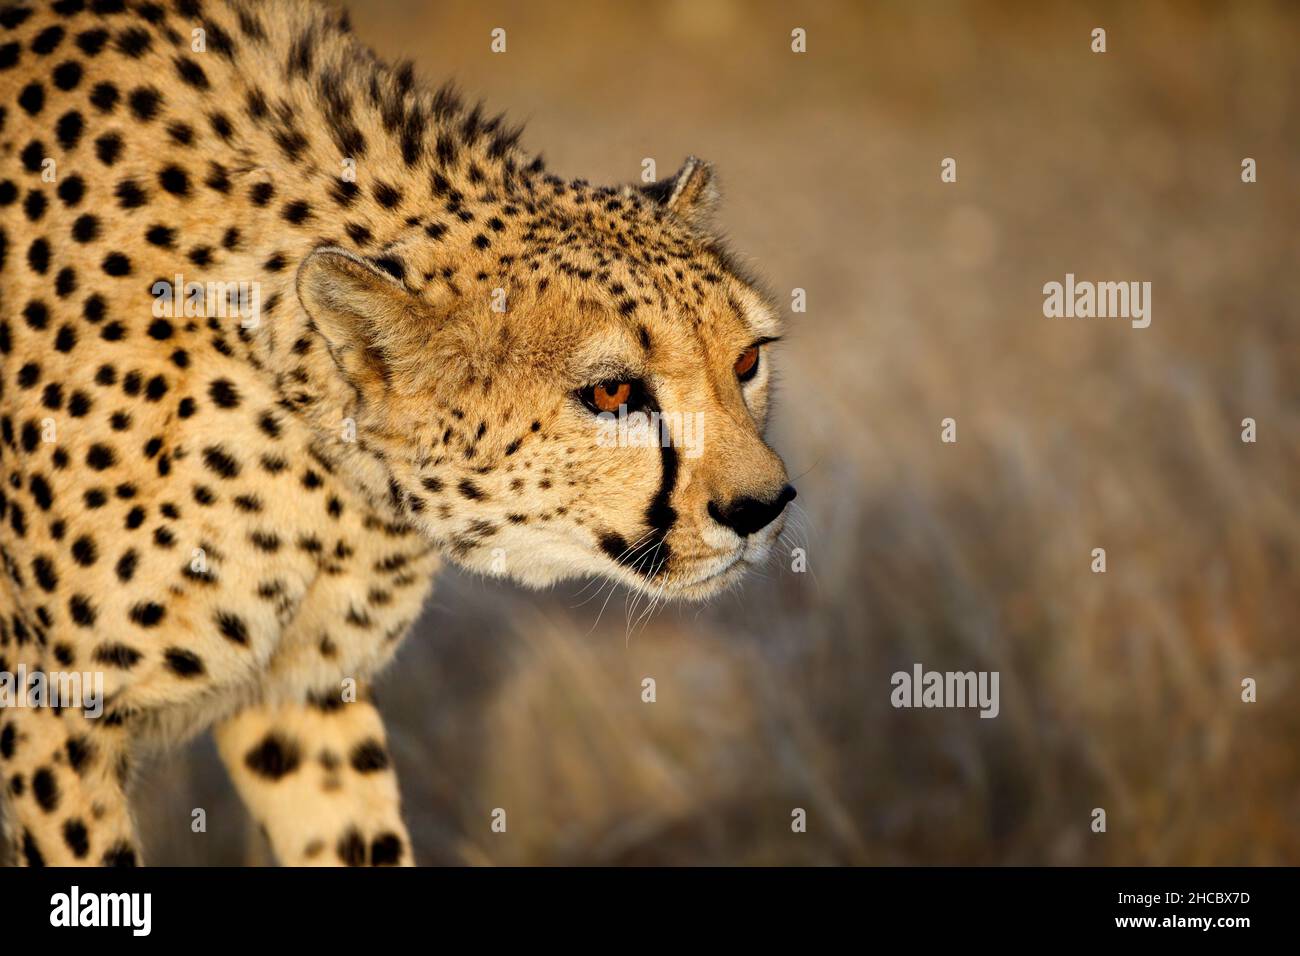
[578,379,645,415]
[735,345,761,382]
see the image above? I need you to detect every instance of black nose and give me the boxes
[708,484,796,538]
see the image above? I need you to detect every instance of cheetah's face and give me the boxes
[298,160,793,601]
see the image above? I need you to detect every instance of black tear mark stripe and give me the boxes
[601,409,678,580]
[639,442,677,578]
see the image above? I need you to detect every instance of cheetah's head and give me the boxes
[297,158,794,601]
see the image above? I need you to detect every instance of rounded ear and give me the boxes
[639,156,719,231]
[296,246,438,395]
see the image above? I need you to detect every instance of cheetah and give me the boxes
[0,0,794,866]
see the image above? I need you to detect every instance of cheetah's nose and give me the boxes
[707,484,796,537]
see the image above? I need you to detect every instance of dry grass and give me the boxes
[124,0,1300,865]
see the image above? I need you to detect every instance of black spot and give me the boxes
[18,82,44,115]
[70,535,97,566]
[349,739,389,774]
[208,378,239,408]
[22,189,46,221]
[66,735,94,773]
[249,181,274,206]
[31,28,69,61]
[69,594,96,627]
[370,833,403,866]
[89,81,118,111]
[52,60,81,90]
[115,27,151,58]
[173,55,208,89]
[84,295,106,323]
[344,222,372,246]
[336,828,366,867]
[18,141,48,178]
[102,252,131,274]
[128,602,164,627]
[22,301,48,330]
[4,7,37,29]
[55,109,83,149]
[128,85,162,121]
[245,733,301,780]
[77,30,109,57]
[33,556,58,592]
[29,474,53,510]
[56,274,79,302]
[32,768,59,812]
[203,163,230,193]
[17,362,39,388]
[330,180,359,207]
[164,647,204,677]
[215,612,248,645]
[62,819,90,858]
[115,549,137,582]
[202,445,240,479]
[144,226,174,248]
[22,831,45,867]
[249,531,279,553]
[158,165,188,195]
[115,178,147,207]
[28,237,51,273]
[373,182,402,208]
[282,199,311,224]
[72,212,100,241]
[86,443,116,471]
[101,843,137,867]
[209,110,233,140]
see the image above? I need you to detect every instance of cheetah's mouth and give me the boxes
[671,513,789,598]
[634,532,774,600]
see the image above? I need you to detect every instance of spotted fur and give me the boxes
[0,0,791,866]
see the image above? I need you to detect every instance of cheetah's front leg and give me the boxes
[0,707,141,867]
[213,692,412,866]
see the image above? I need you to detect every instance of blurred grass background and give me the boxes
[136,0,1298,865]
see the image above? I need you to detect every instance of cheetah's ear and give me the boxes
[640,156,719,231]
[297,246,441,396]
